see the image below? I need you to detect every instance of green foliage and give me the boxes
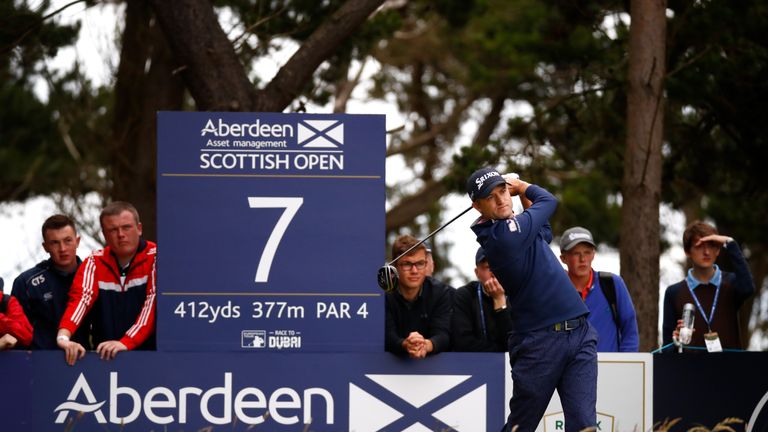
[370,0,634,246]
[551,172,622,245]
[0,1,80,74]
[0,1,109,200]
[664,0,768,248]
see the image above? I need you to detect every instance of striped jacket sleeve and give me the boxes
[120,255,157,350]
[59,253,99,335]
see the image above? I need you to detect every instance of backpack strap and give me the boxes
[598,271,621,348]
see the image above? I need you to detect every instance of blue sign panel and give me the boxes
[156,112,385,352]
[0,351,507,431]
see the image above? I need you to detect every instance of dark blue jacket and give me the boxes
[385,276,453,356]
[451,281,513,352]
[11,258,90,349]
[471,184,588,332]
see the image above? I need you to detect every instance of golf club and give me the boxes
[377,205,474,292]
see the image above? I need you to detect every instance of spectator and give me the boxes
[11,214,90,349]
[559,226,639,352]
[423,240,452,289]
[57,201,157,365]
[452,246,512,352]
[662,221,755,352]
[424,241,435,277]
[467,166,597,432]
[385,234,453,358]
[0,277,33,350]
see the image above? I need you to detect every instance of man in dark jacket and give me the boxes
[452,246,512,351]
[385,234,453,358]
[11,214,89,349]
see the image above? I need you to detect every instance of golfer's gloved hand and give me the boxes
[503,173,519,182]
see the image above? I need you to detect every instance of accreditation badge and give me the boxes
[704,332,723,353]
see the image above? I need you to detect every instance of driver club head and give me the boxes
[377,265,399,292]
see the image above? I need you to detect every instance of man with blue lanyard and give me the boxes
[466,166,598,432]
[662,221,755,352]
[451,246,513,352]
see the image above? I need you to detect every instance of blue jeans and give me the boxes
[503,318,598,432]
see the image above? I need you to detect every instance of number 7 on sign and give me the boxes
[247,197,303,282]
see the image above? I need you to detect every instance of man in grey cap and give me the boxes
[466,166,597,432]
[559,227,639,352]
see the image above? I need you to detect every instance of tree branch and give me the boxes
[1,0,87,56]
[333,57,367,113]
[387,97,474,157]
[386,180,449,231]
[254,0,386,111]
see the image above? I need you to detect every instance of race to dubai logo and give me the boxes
[241,330,267,348]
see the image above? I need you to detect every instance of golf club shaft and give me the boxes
[386,205,474,266]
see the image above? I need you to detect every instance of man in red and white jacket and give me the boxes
[0,277,33,349]
[57,201,157,365]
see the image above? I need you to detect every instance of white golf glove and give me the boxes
[503,172,519,183]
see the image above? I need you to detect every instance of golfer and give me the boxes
[466,166,597,431]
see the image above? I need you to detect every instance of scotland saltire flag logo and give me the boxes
[297,119,344,148]
[349,374,486,431]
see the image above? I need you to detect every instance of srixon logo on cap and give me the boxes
[568,232,592,242]
[475,171,501,191]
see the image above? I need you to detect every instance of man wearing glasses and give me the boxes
[384,234,453,358]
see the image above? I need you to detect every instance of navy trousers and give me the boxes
[503,318,598,432]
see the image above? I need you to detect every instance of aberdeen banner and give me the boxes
[156,112,385,352]
[0,351,506,431]
[0,351,657,431]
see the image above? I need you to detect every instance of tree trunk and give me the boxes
[621,0,667,351]
[148,0,257,111]
[111,0,184,242]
